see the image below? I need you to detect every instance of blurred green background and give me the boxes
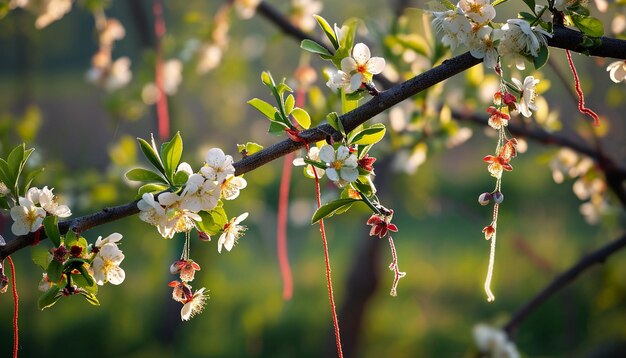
[0,1,625,357]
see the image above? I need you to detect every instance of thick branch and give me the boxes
[503,233,626,336]
[548,26,626,59]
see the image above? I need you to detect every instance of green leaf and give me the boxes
[276,82,293,96]
[571,14,604,37]
[521,0,535,11]
[23,167,45,194]
[284,94,295,115]
[6,144,24,183]
[173,170,190,186]
[300,39,333,57]
[567,2,590,16]
[326,112,345,136]
[64,229,78,246]
[268,121,288,135]
[32,245,51,270]
[0,197,9,210]
[43,215,61,247]
[76,264,95,287]
[125,168,168,183]
[518,11,536,22]
[261,71,274,87]
[160,132,183,181]
[248,98,279,120]
[47,260,63,283]
[196,207,228,236]
[38,286,61,310]
[79,290,100,306]
[437,0,458,10]
[491,0,510,6]
[291,108,311,129]
[138,183,169,196]
[311,198,361,224]
[0,160,12,190]
[73,272,98,294]
[313,15,339,49]
[349,124,386,145]
[137,137,165,176]
[237,142,264,156]
[533,45,550,70]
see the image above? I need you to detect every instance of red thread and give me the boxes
[153,0,170,140]
[7,257,19,358]
[277,152,294,300]
[310,143,344,358]
[566,50,600,126]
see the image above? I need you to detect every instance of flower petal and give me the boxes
[340,167,359,182]
[366,57,386,75]
[352,43,371,65]
[341,57,357,73]
[319,145,336,163]
[326,168,340,182]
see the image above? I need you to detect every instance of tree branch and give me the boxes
[503,233,626,337]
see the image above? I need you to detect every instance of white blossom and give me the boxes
[218,212,248,253]
[470,26,503,69]
[290,0,323,32]
[157,193,202,238]
[181,287,208,321]
[10,197,46,236]
[220,175,247,200]
[459,0,496,25]
[432,8,472,51]
[163,59,183,95]
[606,60,626,83]
[233,0,260,19]
[92,242,126,285]
[86,57,132,92]
[201,148,235,184]
[499,19,551,58]
[197,44,223,74]
[340,43,386,92]
[511,76,539,118]
[293,146,325,178]
[38,186,71,218]
[94,232,123,250]
[325,69,354,93]
[473,324,520,358]
[181,177,220,212]
[319,145,358,186]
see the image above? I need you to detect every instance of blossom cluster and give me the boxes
[473,324,520,358]
[8,0,72,29]
[326,42,386,93]
[10,186,71,236]
[137,148,249,253]
[37,232,126,309]
[550,148,612,224]
[431,1,552,69]
[294,144,375,188]
[85,15,132,91]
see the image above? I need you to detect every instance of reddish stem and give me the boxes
[310,144,344,358]
[153,0,170,140]
[565,50,600,126]
[7,256,18,358]
[277,152,294,300]
[387,235,405,297]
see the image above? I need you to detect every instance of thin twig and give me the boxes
[503,233,626,337]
